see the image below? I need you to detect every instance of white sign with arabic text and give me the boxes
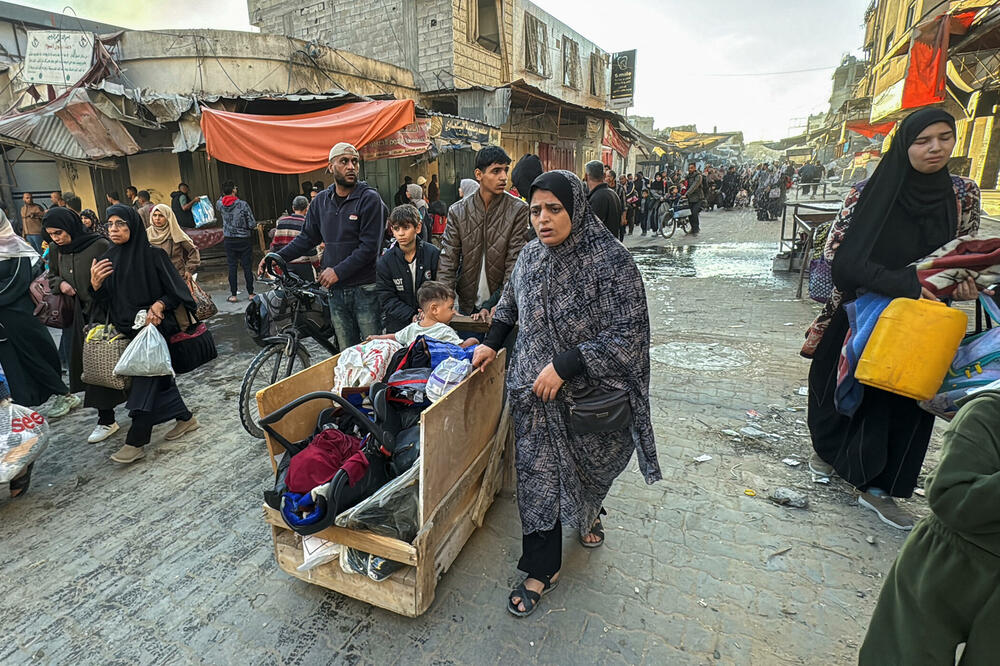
[23,31,94,86]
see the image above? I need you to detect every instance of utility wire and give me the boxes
[705,65,839,78]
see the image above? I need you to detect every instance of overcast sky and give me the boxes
[18,0,868,141]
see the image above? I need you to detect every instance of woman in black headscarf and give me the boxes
[89,204,198,465]
[473,170,660,617]
[44,207,125,444]
[806,108,982,531]
[80,208,108,238]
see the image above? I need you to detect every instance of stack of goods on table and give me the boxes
[263,335,475,581]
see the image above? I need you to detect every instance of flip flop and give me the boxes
[580,508,607,548]
[507,575,558,618]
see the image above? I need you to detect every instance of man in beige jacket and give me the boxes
[439,146,531,315]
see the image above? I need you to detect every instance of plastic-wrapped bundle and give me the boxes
[0,399,50,484]
[426,357,472,402]
[333,339,402,393]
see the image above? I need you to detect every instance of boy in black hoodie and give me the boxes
[376,205,440,334]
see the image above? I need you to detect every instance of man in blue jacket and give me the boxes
[268,142,387,347]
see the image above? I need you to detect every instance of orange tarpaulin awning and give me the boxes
[200,99,416,174]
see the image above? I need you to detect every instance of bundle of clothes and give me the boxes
[266,335,476,581]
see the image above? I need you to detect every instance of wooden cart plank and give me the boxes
[273,529,418,617]
[263,505,418,566]
[418,349,505,525]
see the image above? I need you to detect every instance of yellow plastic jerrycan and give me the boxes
[856,298,968,401]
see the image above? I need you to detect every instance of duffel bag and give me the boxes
[168,323,218,375]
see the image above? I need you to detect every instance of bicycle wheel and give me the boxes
[659,212,677,239]
[239,343,311,439]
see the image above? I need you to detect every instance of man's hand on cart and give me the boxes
[318,267,338,288]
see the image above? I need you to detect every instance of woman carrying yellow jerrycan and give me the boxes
[803,108,984,531]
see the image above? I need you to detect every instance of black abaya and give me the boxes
[0,257,68,406]
[808,108,960,498]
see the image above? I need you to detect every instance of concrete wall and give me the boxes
[115,30,418,101]
[452,0,513,88]
[512,0,610,110]
[57,161,98,213]
[127,152,182,206]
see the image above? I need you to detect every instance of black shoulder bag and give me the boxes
[542,270,633,434]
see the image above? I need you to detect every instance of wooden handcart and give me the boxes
[256,349,507,617]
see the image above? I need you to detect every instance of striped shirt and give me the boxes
[269,213,317,264]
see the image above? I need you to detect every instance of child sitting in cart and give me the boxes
[367,281,477,348]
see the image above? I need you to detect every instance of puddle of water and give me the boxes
[650,341,752,371]
[632,242,797,286]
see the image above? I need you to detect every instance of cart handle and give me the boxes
[260,390,389,451]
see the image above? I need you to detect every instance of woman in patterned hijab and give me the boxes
[474,169,661,617]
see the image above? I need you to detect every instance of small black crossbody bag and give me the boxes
[542,277,633,434]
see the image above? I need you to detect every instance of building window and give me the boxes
[904,2,916,29]
[883,29,895,57]
[468,0,501,53]
[523,12,548,76]
[562,36,579,89]
[589,51,605,97]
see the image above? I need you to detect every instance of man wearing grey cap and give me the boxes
[268,142,387,346]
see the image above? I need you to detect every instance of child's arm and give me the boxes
[364,333,396,342]
[460,337,478,348]
[927,394,1000,535]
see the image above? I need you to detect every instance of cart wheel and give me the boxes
[240,344,311,439]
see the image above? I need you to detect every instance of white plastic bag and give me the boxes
[114,314,174,377]
[333,339,401,392]
[426,357,472,402]
[0,399,50,483]
[193,196,215,228]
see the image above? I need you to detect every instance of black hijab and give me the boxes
[511,154,543,199]
[101,204,194,334]
[832,108,958,296]
[42,207,100,254]
[529,171,575,219]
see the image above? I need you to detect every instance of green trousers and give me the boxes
[860,517,1000,665]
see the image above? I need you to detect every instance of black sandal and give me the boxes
[9,462,33,498]
[507,574,558,617]
[580,508,607,548]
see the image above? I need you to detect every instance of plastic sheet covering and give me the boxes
[0,400,50,484]
[336,461,419,541]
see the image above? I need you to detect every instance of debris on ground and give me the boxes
[781,458,801,467]
[739,426,770,439]
[914,488,926,497]
[811,472,832,485]
[693,454,713,463]
[866,536,876,545]
[744,489,757,497]
[769,487,809,509]
[797,386,809,396]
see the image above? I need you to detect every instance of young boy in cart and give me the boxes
[859,388,1000,664]
[367,281,477,348]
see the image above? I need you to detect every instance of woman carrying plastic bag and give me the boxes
[90,205,199,465]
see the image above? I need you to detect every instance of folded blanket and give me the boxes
[835,292,892,416]
[916,235,1000,298]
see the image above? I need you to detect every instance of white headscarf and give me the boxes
[0,210,40,264]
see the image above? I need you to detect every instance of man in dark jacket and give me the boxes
[585,160,621,239]
[171,183,197,228]
[684,162,704,234]
[270,142,387,347]
[216,181,257,302]
[376,205,440,333]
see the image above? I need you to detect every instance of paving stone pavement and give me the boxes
[1,206,945,665]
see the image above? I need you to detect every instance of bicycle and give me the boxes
[656,196,692,239]
[239,253,340,439]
